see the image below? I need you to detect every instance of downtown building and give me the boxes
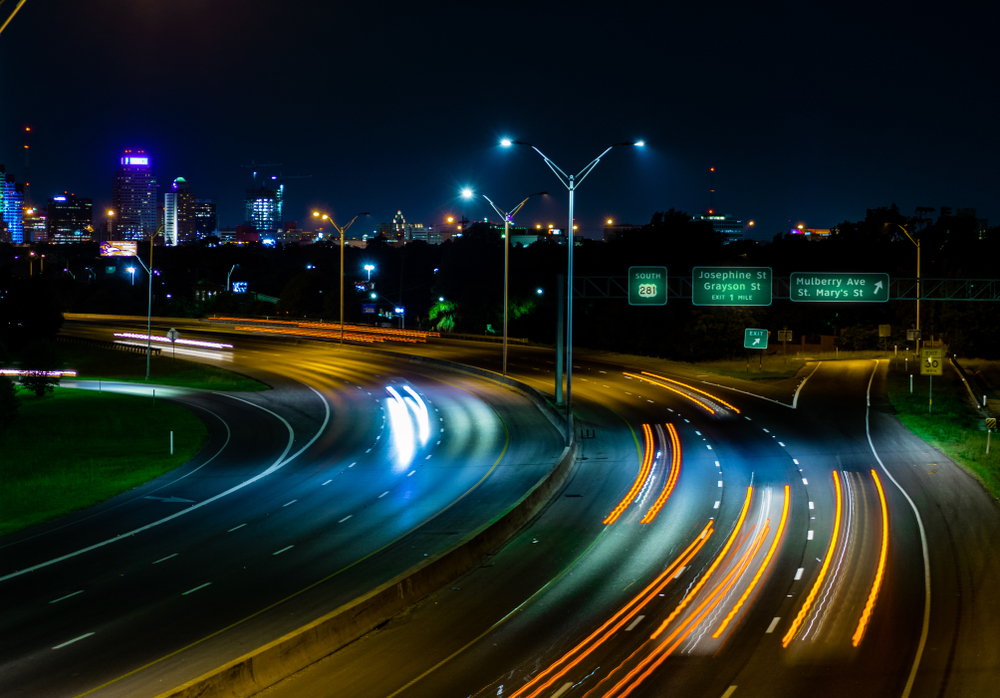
[691,212,744,244]
[245,186,280,233]
[0,165,25,244]
[164,177,196,245]
[193,199,217,238]
[111,150,157,240]
[47,193,93,243]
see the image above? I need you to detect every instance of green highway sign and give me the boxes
[744,328,769,349]
[628,266,668,306]
[692,267,772,306]
[790,272,889,302]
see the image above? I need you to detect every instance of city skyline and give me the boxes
[1,2,997,242]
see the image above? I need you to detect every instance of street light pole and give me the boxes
[899,224,921,354]
[503,139,644,435]
[479,192,546,376]
[313,211,369,343]
[131,225,163,381]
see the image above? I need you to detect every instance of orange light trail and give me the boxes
[640,424,681,524]
[622,372,716,414]
[651,486,753,639]
[510,521,715,698]
[852,469,889,646]
[640,370,741,414]
[603,424,655,524]
[713,485,790,638]
[782,470,843,648]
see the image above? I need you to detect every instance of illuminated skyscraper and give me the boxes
[245,186,279,232]
[164,177,195,246]
[111,150,157,240]
[47,194,93,243]
[193,199,217,238]
[0,165,25,244]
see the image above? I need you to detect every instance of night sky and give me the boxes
[2,1,997,241]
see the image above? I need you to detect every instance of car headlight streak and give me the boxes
[402,385,430,445]
[385,386,416,469]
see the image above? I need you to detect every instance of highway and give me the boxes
[5,318,1000,698]
[0,325,565,698]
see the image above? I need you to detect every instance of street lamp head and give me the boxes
[500,138,512,147]
[312,211,320,217]
[634,140,646,147]
[461,188,473,199]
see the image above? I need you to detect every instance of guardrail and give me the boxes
[57,335,162,356]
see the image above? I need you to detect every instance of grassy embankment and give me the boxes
[0,346,267,535]
[884,357,999,500]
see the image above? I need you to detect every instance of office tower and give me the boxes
[245,186,279,232]
[193,198,217,238]
[46,194,93,243]
[111,150,157,239]
[0,165,25,244]
[164,177,195,246]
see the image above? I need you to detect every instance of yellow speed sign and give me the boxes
[920,347,943,376]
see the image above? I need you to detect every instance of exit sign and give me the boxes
[790,272,889,302]
[628,266,668,306]
[744,328,769,349]
[692,267,772,306]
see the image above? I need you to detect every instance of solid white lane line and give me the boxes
[153,553,178,564]
[378,491,389,498]
[807,530,814,540]
[182,582,211,596]
[408,470,416,476]
[283,500,297,507]
[766,617,781,634]
[339,515,352,523]
[794,567,804,580]
[50,590,84,604]
[273,545,294,556]
[322,480,332,486]
[625,615,646,631]
[52,632,94,649]
[867,360,930,698]
[228,524,246,532]
[802,478,809,485]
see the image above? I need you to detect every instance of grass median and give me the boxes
[0,386,209,535]
[884,358,1000,500]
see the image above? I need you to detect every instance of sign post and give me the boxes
[628,266,668,306]
[166,327,179,360]
[744,328,769,371]
[789,272,889,302]
[987,417,996,455]
[692,267,772,306]
[921,347,943,414]
[776,329,792,363]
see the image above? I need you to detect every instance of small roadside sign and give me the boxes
[987,418,997,430]
[920,347,943,376]
[879,324,891,338]
[907,329,922,342]
[362,303,376,314]
[166,328,180,343]
[744,328,769,349]
[776,330,793,343]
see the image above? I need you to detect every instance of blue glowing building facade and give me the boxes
[0,165,25,244]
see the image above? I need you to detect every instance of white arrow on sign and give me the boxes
[144,496,195,504]
[752,338,761,346]
[874,280,884,293]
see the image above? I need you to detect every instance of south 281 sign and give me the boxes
[628,266,668,306]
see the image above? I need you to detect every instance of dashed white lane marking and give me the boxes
[707,445,713,450]
[809,501,814,509]
[273,545,294,556]
[50,590,84,604]
[763,428,770,433]
[440,428,445,433]
[407,470,416,477]
[745,416,752,421]
[322,480,332,486]
[684,419,690,423]
[766,617,781,634]
[714,501,720,509]
[808,530,814,540]
[625,614,646,631]
[718,481,724,487]
[378,491,389,498]
[228,524,246,532]
[366,448,372,453]
[778,442,786,447]
[182,582,212,596]
[647,399,654,403]
[552,682,575,698]
[425,455,432,460]
[599,370,607,374]
[802,478,809,485]
[349,462,356,467]
[52,632,94,649]
[720,687,738,698]
[673,565,687,579]
[794,568,805,580]
[793,459,800,465]
[715,461,721,467]
[339,515,353,523]
[436,440,441,445]
[696,430,702,435]
[283,500,297,507]
[153,553,178,564]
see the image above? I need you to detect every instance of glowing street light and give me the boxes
[364,264,375,281]
[313,209,370,343]
[502,138,644,435]
[471,191,546,376]
[126,266,136,285]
